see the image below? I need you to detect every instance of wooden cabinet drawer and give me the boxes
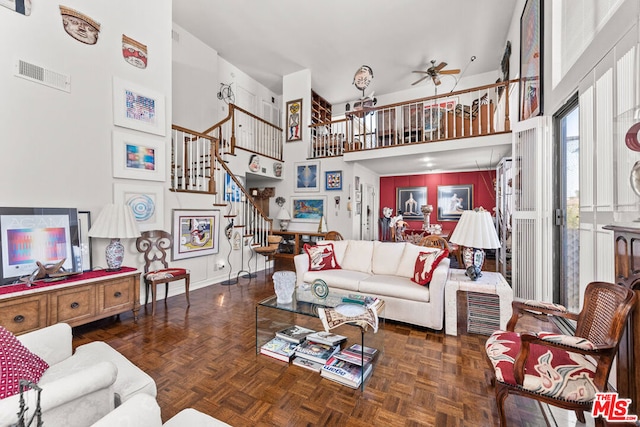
[0,295,47,335]
[100,277,135,313]
[50,285,95,325]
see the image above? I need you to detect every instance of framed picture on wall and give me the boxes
[113,77,166,136]
[286,98,303,142]
[325,170,342,191]
[112,130,166,181]
[171,209,220,260]
[295,161,320,192]
[396,186,427,220]
[114,183,164,231]
[437,184,473,221]
[291,196,326,222]
[519,0,543,121]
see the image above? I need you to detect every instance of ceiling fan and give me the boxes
[411,60,460,86]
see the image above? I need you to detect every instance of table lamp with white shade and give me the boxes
[88,204,140,271]
[448,207,501,280]
[276,206,291,231]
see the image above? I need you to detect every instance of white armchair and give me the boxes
[0,323,157,427]
[0,323,116,427]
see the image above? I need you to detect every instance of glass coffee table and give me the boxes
[255,291,385,390]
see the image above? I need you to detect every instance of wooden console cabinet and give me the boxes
[0,269,140,335]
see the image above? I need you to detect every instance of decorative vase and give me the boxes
[105,238,124,271]
[273,271,296,304]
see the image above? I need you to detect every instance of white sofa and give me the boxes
[294,240,450,330]
[91,393,232,426]
[0,323,157,427]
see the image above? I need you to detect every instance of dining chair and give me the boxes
[136,230,190,315]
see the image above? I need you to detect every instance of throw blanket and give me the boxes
[317,299,385,333]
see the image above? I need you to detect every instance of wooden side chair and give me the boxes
[136,230,190,315]
[324,230,344,241]
[418,235,450,252]
[485,281,636,426]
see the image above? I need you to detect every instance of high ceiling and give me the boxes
[172,1,518,173]
[173,0,517,106]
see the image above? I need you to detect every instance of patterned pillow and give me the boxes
[485,330,597,402]
[304,243,341,271]
[0,326,49,399]
[412,249,449,285]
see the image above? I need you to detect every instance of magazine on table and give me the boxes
[305,331,347,346]
[292,356,325,372]
[275,325,317,343]
[294,340,340,364]
[321,356,373,388]
[334,343,378,366]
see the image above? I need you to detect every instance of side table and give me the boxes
[445,268,513,336]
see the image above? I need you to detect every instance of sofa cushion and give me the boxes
[358,275,431,303]
[371,242,406,275]
[303,243,340,271]
[303,269,370,292]
[340,240,375,273]
[396,244,439,278]
[0,326,49,399]
[412,249,449,285]
[316,240,350,265]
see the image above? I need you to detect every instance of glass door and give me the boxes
[553,95,580,312]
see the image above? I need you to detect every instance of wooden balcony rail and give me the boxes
[309,79,515,158]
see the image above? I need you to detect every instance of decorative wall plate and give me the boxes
[630,160,640,197]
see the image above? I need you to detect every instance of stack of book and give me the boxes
[260,325,316,363]
[320,343,378,388]
[292,339,341,372]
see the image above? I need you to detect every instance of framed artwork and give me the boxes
[224,173,244,202]
[325,170,342,191]
[112,130,165,181]
[519,0,543,121]
[114,183,164,231]
[396,187,427,220]
[291,196,326,222]
[77,211,92,272]
[437,185,473,221]
[171,209,220,260]
[295,161,320,192]
[286,98,303,142]
[424,98,457,133]
[113,77,166,136]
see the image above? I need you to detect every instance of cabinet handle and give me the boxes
[70,302,80,309]
[114,291,122,298]
[13,315,24,323]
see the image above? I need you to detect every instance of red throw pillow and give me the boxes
[0,326,49,399]
[412,249,449,285]
[304,243,341,271]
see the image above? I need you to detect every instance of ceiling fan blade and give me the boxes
[411,75,429,86]
[412,70,430,74]
[440,69,461,75]
[434,62,447,72]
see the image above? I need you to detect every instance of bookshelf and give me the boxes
[311,90,331,125]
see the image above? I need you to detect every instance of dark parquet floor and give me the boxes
[72,270,555,427]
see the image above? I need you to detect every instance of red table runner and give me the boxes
[0,267,138,296]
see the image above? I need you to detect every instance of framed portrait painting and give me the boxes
[112,130,166,181]
[325,170,342,191]
[291,196,326,222]
[172,209,220,260]
[519,0,543,121]
[113,77,166,136]
[286,98,302,142]
[295,161,320,192]
[437,185,473,221]
[396,187,427,220]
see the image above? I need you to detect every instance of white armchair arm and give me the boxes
[0,361,117,427]
[91,393,161,427]
[17,323,72,366]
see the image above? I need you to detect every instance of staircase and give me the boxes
[170,104,283,247]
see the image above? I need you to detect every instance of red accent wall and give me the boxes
[379,170,496,233]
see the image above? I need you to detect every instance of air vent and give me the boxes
[171,29,180,42]
[14,60,71,93]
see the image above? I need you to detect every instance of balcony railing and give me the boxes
[309,79,515,158]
